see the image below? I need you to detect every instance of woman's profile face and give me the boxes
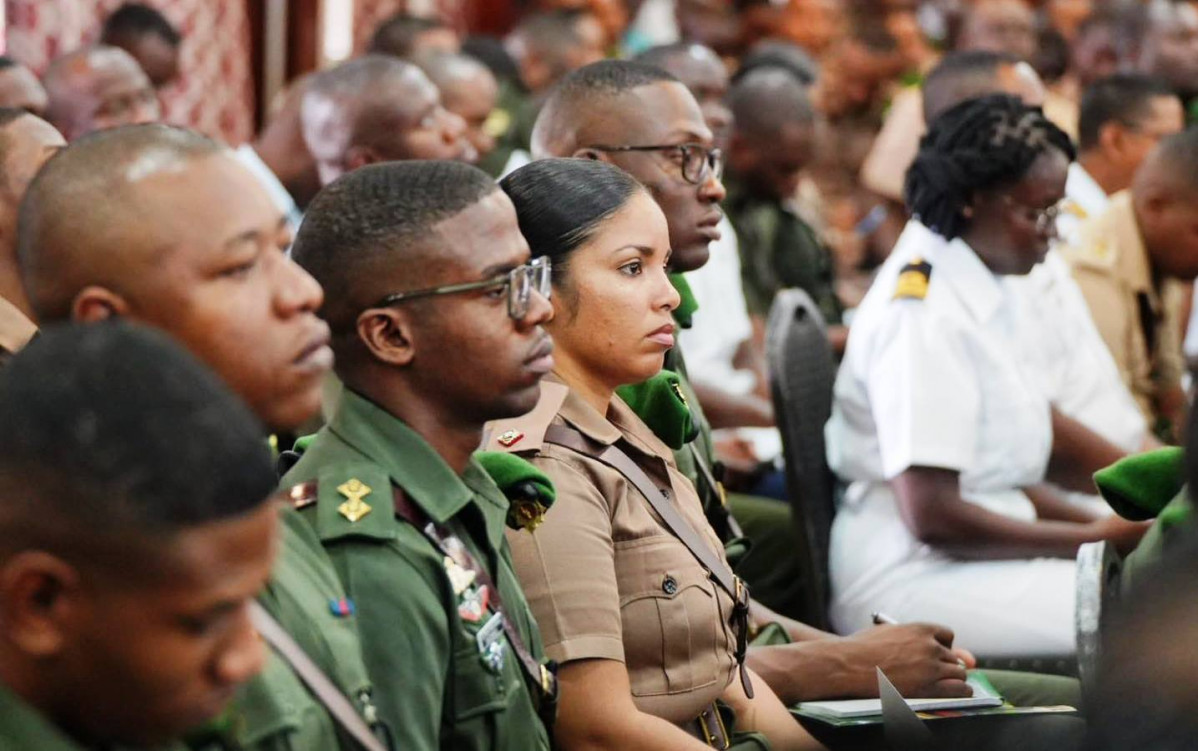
[967,148,1070,276]
[547,190,680,389]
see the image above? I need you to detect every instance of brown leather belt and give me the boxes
[684,702,731,749]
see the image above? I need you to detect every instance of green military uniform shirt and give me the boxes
[723,173,843,323]
[279,389,552,751]
[209,507,381,750]
[0,681,187,750]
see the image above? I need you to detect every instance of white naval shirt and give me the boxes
[826,222,1052,618]
[1056,162,1109,246]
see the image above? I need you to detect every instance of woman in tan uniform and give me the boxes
[486,158,822,750]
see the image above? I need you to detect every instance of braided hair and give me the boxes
[905,94,1075,240]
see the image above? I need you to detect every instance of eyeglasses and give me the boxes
[586,143,724,185]
[372,256,552,320]
[1002,196,1061,234]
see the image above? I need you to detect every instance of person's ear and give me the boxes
[0,552,81,658]
[1099,121,1128,158]
[71,286,130,322]
[571,146,608,163]
[356,307,416,367]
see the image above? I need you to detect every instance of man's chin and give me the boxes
[668,241,712,274]
[492,383,543,421]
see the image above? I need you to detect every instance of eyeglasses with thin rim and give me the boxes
[372,256,552,320]
[586,143,724,185]
[1002,196,1061,235]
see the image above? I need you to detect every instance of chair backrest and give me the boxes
[1076,540,1123,697]
[765,289,839,629]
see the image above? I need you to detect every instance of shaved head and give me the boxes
[42,46,159,141]
[531,59,679,158]
[727,67,816,140]
[17,124,224,320]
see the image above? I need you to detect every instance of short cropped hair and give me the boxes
[17,124,224,321]
[0,322,273,555]
[290,160,498,336]
[733,40,819,86]
[1078,73,1176,152]
[532,60,678,156]
[922,50,1021,124]
[369,13,450,58]
[101,3,182,47]
[727,67,816,139]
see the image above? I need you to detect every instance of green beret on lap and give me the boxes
[1093,447,1185,521]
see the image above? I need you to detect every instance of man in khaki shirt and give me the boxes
[0,110,64,364]
[1062,128,1198,439]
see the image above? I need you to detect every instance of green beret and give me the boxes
[476,451,556,531]
[616,369,699,450]
[669,273,699,329]
[1093,447,1185,521]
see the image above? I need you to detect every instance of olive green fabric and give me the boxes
[478,82,536,178]
[1093,447,1185,521]
[280,389,552,751]
[723,172,843,323]
[669,273,700,329]
[1121,487,1194,594]
[727,493,809,621]
[616,369,698,450]
[980,670,1082,709]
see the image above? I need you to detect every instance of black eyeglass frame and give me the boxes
[586,143,724,185]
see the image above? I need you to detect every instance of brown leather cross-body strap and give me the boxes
[250,601,389,751]
[543,424,754,698]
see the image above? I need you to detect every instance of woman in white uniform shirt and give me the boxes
[826,95,1147,657]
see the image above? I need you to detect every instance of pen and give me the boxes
[871,612,969,669]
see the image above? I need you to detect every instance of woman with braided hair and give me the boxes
[825,94,1147,657]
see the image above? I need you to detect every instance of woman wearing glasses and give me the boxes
[827,95,1147,657]
[485,158,823,751]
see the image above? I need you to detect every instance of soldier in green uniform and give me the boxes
[283,160,556,750]
[0,323,278,750]
[723,68,847,353]
[17,124,385,750]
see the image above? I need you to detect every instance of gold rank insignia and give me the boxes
[893,257,933,301]
[337,478,373,523]
[669,379,689,407]
[497,429,524,448]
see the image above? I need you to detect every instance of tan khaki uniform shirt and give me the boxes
[0,296,36,366]
[1061,191,1185,427]
[484,378,738,726]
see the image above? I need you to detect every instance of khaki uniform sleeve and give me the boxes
[505,453,626,666]
[1068,253,1139,404]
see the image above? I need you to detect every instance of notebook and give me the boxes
[796,673,1004,719]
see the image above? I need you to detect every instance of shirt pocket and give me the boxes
[614,534,729,697]
[447,621,508,723]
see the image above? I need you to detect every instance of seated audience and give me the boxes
[0,322,277,749]
[488,156,823,750]
[1063,127,1198,442]
[18,124,382,749]
[827,95,1146,656]
[42,46,159,141]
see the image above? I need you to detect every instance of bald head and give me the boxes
[43,46,159,141]
[531,59,680,158]
[0,58,48,119]
[1132,127,1198,280]
[17,124,225,320]
[302,55,471,185]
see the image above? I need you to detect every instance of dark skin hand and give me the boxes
[893,466,1149,560]
[1048,408,1128,494]
[746,601,974,704]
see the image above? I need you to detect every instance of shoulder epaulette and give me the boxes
[893,257,932,301]
[482,380,570,454]
[287,480,318,510]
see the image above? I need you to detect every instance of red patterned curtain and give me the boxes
[5,0,254,145]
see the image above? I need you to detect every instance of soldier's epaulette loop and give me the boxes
[893,257,933,301]
[286,480,319,510]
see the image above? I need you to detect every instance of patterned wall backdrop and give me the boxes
[6,0,254,145]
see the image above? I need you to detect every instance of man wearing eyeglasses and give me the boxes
[283,160,556,751]
[723,67,848,355]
